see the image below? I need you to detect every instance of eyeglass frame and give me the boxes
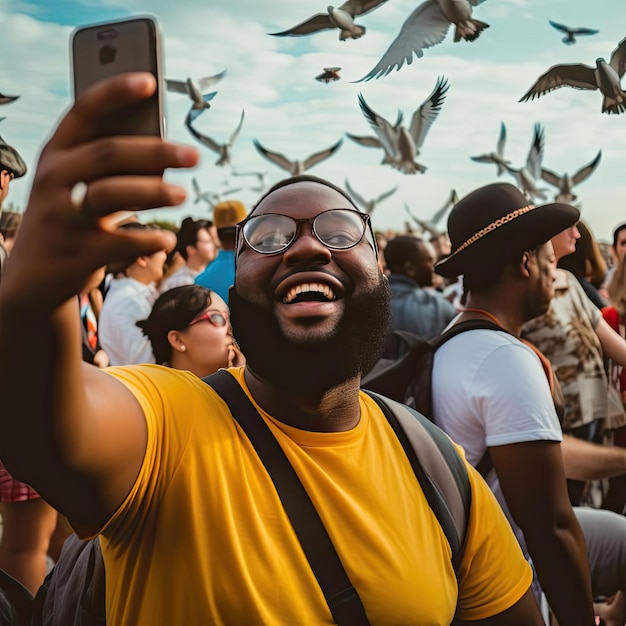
[235,208,378,257]
[187,310,228,328]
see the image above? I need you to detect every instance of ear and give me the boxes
[168,330,186,353]
[403,261,415,278]
[520,251,532,278]
[136,256,148,268]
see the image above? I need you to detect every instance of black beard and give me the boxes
[229,276,391,396]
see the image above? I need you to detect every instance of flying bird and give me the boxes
[470,122,511,176]
[316,67,342,83]
[185,109,245,167]
[253,138,343,176]
[358,0,489,81]
[501,123,547,201]
[357,76,449,174]
[404,189,458,237]
[270,0,388,41]
[191,178,244,211]
[548,20,599,45]
[232,170,268,192]
[520,36,626,115]
[165,70,226,121]
[344,179,398,214]
[346,108,404,165]
[541,151,602,203]
[0,93,19,105]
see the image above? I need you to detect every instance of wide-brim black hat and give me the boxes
[435,183,580,278]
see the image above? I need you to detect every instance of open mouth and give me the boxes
[282,282,337,304]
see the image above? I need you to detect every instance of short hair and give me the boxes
[383,235,424,274]
[176,217,212,260]
[136,284,214,364]
[613,223,626,248]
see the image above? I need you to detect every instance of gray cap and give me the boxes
[0,136,26,178]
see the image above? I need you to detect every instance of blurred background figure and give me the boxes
[0,211,22,257]
[195,200,247,302]
[159,217,217,294]
[137,284,243,378]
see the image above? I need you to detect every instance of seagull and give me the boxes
[0,93,19,105]
[185,109,245,167]
[191,177,219,209]
[501,123,547,201]
[253,138,343,175]
[548,20,599,45]
[520,36,626,115]
[344,179,398,214]
[404,189,458,236]
[270,0,388,41]
[357,76,449,174]
[316,67,342,83]
[358,0,489,81]
[232,170,268,192]
[346,108,404,165]
[165,70,225,122]
[541,151,602,203]
[470,122,511,176]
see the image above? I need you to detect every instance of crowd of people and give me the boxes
[0,72,625,625]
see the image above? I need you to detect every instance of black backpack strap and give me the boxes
[204,370,370,626]
[364,391,471,574]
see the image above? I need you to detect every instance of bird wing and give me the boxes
[405,204,438,236]
[469,0,487,5]
[540,167,562,188]
[357,0,450,81]
[192,177,202,196]
[185,118,221,154]
[548,20,571,35]
[357,93,398,158]
[375,185,398,204]
[408,76,449,149]
[324,67,342,72]
[470,154,496,164]
[497,121,507,157]
[270,13,334,36]
[253,139,294,172]
[609,36,626,78]
[165,79,188,95]
[345,179,368,209]
[571,27,599,36]
[229,110,245,145]
[340,0,388,17]
[302,139,343,170]
[519,64,598,101]
[197,70,227,92]
[345,133,383,148]
[572,150,602,185]
[526,123,545,179]
[429,190,455,224]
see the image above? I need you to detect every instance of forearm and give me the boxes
[0,295,86,478]
[561,434,626,480]
[596,317,626,367]
[523,514,594,626]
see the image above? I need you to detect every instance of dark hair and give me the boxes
[136,284,213,364]
[383,235,424,274]
[176,217,212,260]
[559,221,606,287]
[613,223,626,249]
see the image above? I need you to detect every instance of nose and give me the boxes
[282,223,332,266]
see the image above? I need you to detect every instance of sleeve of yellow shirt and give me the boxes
[455,453,534,621]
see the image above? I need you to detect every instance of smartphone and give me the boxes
[71,16,165,138]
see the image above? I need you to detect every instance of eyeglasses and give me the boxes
[187,310,228,328]
[237,208,376,255]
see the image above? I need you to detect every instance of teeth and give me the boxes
[282,282,336,304]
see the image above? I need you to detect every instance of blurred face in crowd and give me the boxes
[525,241,558,320]
[192,227,217,265]
[615,228,626,264]
[551,224,581,261]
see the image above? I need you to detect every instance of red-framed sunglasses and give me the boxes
[187,310,228,328]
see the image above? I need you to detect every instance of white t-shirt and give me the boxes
[432,328,562,547]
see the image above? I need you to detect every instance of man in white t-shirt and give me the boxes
[432,182,624,626]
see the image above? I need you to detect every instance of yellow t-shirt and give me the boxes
[101,365,532,625]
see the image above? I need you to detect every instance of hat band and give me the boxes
[453,204,536,255]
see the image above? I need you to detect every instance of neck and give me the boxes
[243,366,362,432]
[462,293,525,337]
[125,266,154,285]
[185,256,206,273]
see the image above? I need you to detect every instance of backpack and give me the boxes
[362,319,507,418]
[27,370,475,626]
[0,570,32,626]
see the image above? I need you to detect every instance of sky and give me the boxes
[0,0,625,242]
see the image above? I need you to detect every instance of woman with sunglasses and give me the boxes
[137,284,243,378]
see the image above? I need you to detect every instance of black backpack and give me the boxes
[362,319,507,418]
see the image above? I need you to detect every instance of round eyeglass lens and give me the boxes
[243,214,297,253]
[315,210,365,249]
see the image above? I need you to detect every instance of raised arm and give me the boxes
[595,316,626,368]
[0,74,198,534]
